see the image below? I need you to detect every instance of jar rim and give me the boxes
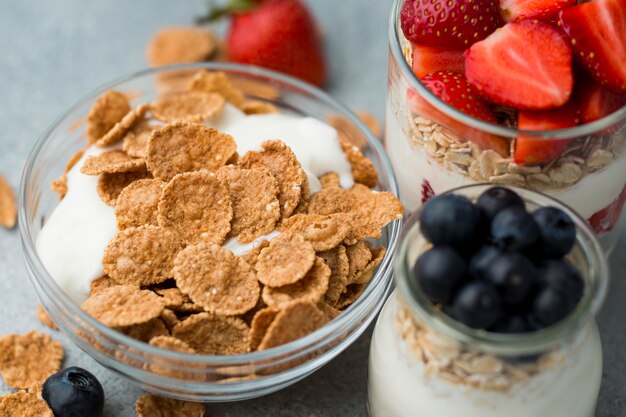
[388,0,626,140]
[394,184,609,356]
[19,62,403,368]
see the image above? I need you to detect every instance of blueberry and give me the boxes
[491,206,539,251]
[413,247,467,303]
[468,245,502,279]
[532,287,572,326]
[476,187,525,220]
[42,367,104,417]
[539,259,584,306]
[533,207,576,258]
[490,315,531,334]
[482,252,537,307]
[449,282,501,329]
[420,194,482,248]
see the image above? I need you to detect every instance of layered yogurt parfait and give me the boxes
[386,0,626,251]
[368,185,608,417]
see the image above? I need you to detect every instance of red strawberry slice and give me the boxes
[400,0,502,50]
[499,0,576,22]
[578,77,626,124]
[411,44,465,79]
[421,180,436,204]
[588,183,626,234]
[558,0,626,96]
[514,99,580,164]
[465,20,574,110]
[407,72,510,156]
[421,71,499,123]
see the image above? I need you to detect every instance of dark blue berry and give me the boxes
[539,259,584,306]
[533,207,576,259]
[42,367,104,417]
[468,245,502,279]
[449,282,501,329]
[476,187,525,220]
[420,194,482,248]
[532,287,572,326]
[490,315,531,333]
[482,252,537,307]
[413,247,467,303]
[491,206,539,251]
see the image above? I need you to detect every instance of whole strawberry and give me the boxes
[400,0,502,49]
[200,0,327,87]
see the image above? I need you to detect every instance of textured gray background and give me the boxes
[0,1,624,416]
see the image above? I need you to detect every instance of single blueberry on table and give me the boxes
[533,206,576,259]
[413,246,467,304]
[482,252,537,307]
[532,287,573,326]
[476,187,525,220]
[539,259,585,306]
[42,367,104,417]
[419,194,482,248]
[449,281,501,329]
[491,206,540,251]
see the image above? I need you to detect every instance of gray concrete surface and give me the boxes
[0,1,624,415]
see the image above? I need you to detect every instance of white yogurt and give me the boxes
[368,294,603,417]
[385,103,626,220]
[37,104,352,303]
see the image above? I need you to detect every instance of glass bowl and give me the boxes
[385,0,626,254]
[18,63,402,402]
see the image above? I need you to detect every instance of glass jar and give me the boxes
[19,62,402,401]
[385,0,626,253]
[367,184,608,417]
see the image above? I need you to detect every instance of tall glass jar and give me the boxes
[385,0,626,253]
[368,185,609,417]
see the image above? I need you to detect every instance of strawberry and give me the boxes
[514,99,580,164]
[407,72,509,156]
[400,0,502,50]
[558,0,626,95]
[499,0,575,22]
[588,183,626,234]
[421,180,436,204]
[578,77,626,124]
[465,20,574,110]
[411,44,465,79]
[200,0,326,87]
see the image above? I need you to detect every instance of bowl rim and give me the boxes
[388,0,626,140]
[19,62,403,367]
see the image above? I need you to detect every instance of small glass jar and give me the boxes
[367,184,609,417]
[385,0,626,253]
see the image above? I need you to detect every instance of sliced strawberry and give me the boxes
[499,0,575,22]
[588,183,626,234]
[421,180,436,204]
[514,99,580,164]
[400,0,502,49]
[578,77,626,124]
[407,73,510,156]
[558,0,626,95]
[465,20,574,110]
[411,44,465,79]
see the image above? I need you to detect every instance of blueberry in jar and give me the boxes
[482,252,537,307]
[420,194,482,248]
[539,259,585,307]
[491,206,540,251]
[533,206,576,259]
[42,367,104,417]
[449,281,501,329]
[490,315,532,334]
[468,245,502,279]
[476,186,525,221]
[413,246,467,304]
[532,287,574,326]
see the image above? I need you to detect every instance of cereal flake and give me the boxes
[262,257,330,308]
[172,313,250,355]
[80,150,145,176]
[0,391,54,417]
[96,104,149,147]
[115,179,164,230]
[0,175,17,229]
[256,231,315,287]
[281,213,352,252]
[96,168,151,206]
[81,285,165,327]
[258,301,327,350]
[136,394,205,417]
[151,91,225,124]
